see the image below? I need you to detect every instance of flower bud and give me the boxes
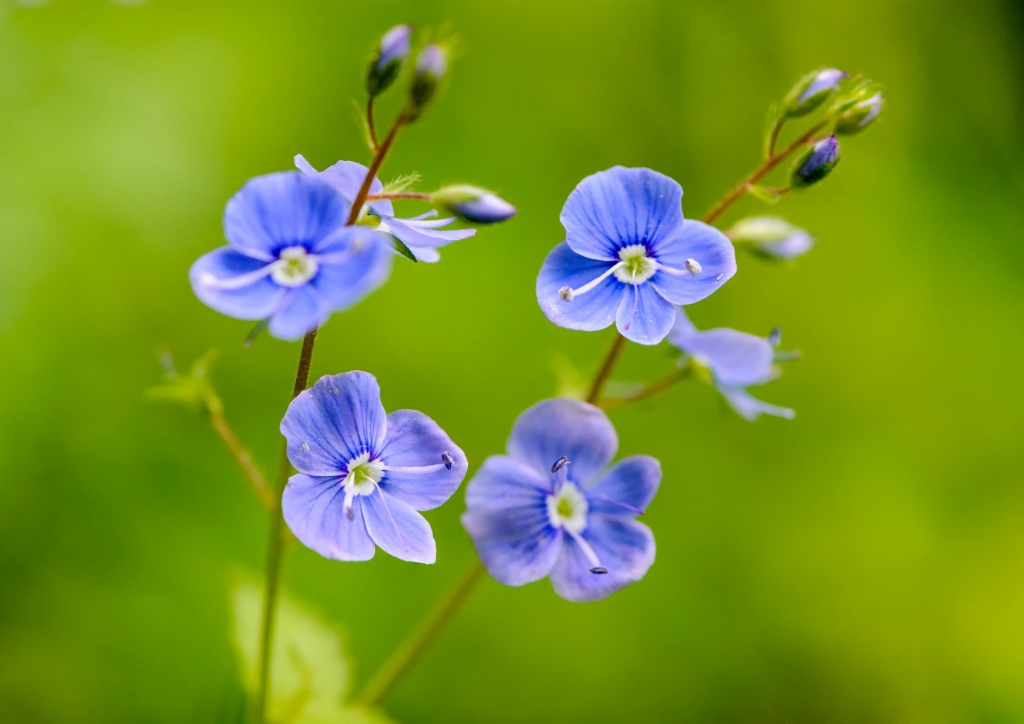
[727,216,814,259]
[783,68,847,117]
[835,91,884,134]
[791,134,840,189]
[409,44,447,114]
[430,185,516,224]
[366,24,412,97]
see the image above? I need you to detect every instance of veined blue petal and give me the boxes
[382,215,476,250]
[361,489,436,564]
[294,155,394,217]
[282,474,375,562]
[189,247,285,320]
[585,456,661,517]
[224,171,350,257]
[649,220,736,305]
[667,307,698,343]
[615,281,677,345]
[310,228,393,312]
[267,284,333,341]
[462,457,563,585]
[281,372,388,474]
[378,409,467,511]
[537,242,622,332]
[561,167,684,261]
[719,386,795,421]
[679,328,775,387]
[407,246,441,262]
[507,398,617,484]
[549,518,655,602]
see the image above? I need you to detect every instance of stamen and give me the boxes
[684,258,702,275]
[566,529,607,575]
[198,264,274,291]
[382,462,449,474]
[270,246,319,287]
[656,259,703,278]
[550,456,570,473]
[342,487,356,521]
[442,451,456,470]
[558,262,625,303]
[624,273,639,331]
[585,495,645,516]
[768,328,782,348]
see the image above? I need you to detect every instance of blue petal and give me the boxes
[223,171,350,258]
[615,281,677,345]
[507,398,617,484]
[719,386,795,421]
[267,285,333,341]
[679,329,775,387]
[378,409,467,511]
[294,155,393,217]
[361,489,436,563]
[561,167,685,261]
[649,220,736,305]
[462,456,563,586]
[667,307,698,345]
[537,242,622,332]
[189,247,285,320]
[549,518,655,602]
[382,215,475,249]
[281,372,388,475]
[310,227,393,311]
[408,246,441,263]
[585,455,661,517]
[282,474,375,561]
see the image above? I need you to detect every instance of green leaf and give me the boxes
[390,237,418,263]
[146,348,221,414]
[380,172,421,195]
[745,184,784,204]
[230,579,394,724]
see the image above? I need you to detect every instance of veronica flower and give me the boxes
[537,166,736,345]
[190,172,392,341]
[281,372,467,564]
[668,309,795,421]
[295,155,475,262]
[462,398,659,602]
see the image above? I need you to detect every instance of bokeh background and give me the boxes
[1,0,1023,721]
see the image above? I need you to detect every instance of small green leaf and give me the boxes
[146,348,222,415]
[381,172,421,195]
[390,237,418,262]
[745,184,784,204]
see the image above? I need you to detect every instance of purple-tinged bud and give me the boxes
[835,91,884,134]
[727,216,815,259]
[409,44,447,113]
[791,134,841,188]
[366,24,412,97]
[783,68,848,117]
[430,185,516,224]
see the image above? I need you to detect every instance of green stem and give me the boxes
[597,367,691,411]
[347,112,406,226]
[208,406,275,509]
[702,120,827,225]
[765,116,785,159]
[357,561,487,707]
[587,333,628,404]
[366,96,379,153]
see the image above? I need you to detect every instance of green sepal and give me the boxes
[391,236,418,262]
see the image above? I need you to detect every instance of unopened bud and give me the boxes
[791,134,840,189]
[430,185,517,224]
[835,91,884,134]
[727,216,814,259]
[783,68,847,117]
[409,44,447,114]
[366,24,412,97]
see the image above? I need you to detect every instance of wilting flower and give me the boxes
[295,155,475,262]
[537,166,736,345]
[791,134,841,189]
[462,398,659,602]
[727,217,814,260]
[668,309,795,420]
[190,172,392,341]
[281,372,467,564]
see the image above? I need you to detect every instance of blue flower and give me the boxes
[281,371,468,564]
[295,155,475,263]
[537,166,736,345]
[462,398,659,602]
[190,172,393,341]
[668,309,795,421]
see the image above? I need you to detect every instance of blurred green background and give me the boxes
[1,0,1023,721]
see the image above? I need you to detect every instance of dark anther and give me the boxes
[441,451,455,470]
[589,567,609,575]
[551,456,569,474]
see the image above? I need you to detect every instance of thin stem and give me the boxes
[598,367,691,412]
[346,112,407,226]
[357,561,487,707]
[766,116,785,159]
[365,192,431,201]
[366,96,379,153]
[254,330,318,723]
[702,121,827,226]
[208,408,275,509]
[587,333,628,404]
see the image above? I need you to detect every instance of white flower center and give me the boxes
[270,246,319,287]
[342,451,384,496]
[547,482,588,534]
[613,244,657,284]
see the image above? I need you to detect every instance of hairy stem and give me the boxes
[357,561,487,707]
[208,408,275,509]
[702,121,827,225]
[598,367,692,411]
[346,113,407,226]
[365,192,431,201]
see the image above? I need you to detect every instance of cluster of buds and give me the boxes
[365,24,451,120]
